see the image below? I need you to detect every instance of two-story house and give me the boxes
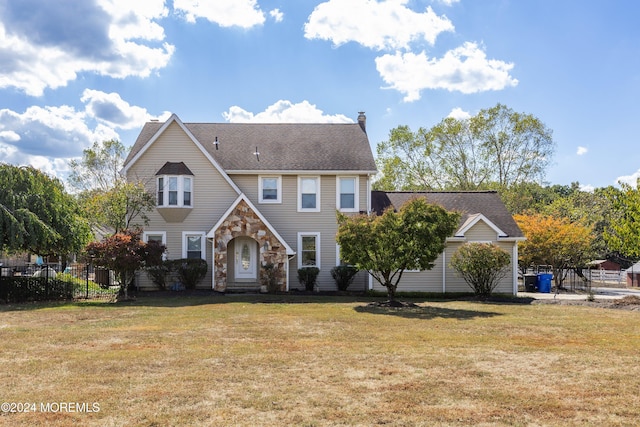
[122,113,377,292]
[123,113,524,295]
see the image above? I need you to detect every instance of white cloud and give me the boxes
[270,9,284,23]
[447,107,471,120]
[616,170,640,187]
[0,92,168,182]
[0,106,115,182]
[223,100,354,123]
[174,0,265,28]
[81,89,171,129]
[305,1,454,50]
[0,106,117,158]
[0,130,20,142]
[0,0,173,96]
[375,42,518,101]
[576,146,588,155]
[437,0,460,5]
[579,184,595,192]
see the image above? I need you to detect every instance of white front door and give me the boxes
[234,237,257,280]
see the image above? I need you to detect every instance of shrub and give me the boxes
[261,263,280,293]
[146,261,172,290]
[450,243,511,296]
[298,267,320,291]
[331,265,358,291]
[170,258,208,290]
[0,277,73,302]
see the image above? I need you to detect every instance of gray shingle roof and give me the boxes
[371,190,524,239]
[155,162,193,176]
[126,120,377,173]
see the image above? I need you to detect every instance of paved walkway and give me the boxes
[519,286,640,300]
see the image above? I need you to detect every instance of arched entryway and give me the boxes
[209,196,294,292]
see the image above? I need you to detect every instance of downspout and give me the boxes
[442,251,446,293]
[209,237,216,290]
[367,174,372,213]
[367,174,373,290]
[287,254,295,291]
[512,242,518,296]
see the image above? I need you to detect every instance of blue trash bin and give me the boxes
[537,273,553,293]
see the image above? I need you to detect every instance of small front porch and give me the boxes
[207,195,295,292]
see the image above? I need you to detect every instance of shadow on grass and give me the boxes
[0,291,535,312]
[353,303,504,320]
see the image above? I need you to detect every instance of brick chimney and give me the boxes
[357,112,366,132]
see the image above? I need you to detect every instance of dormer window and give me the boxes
[156,162,194,208]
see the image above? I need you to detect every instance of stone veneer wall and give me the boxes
[213,199,287,292]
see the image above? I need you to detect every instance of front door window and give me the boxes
[234,237,256,280]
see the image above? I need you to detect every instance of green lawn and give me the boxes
[0,294,639,426]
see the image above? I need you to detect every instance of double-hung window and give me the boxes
[337,176,359,212]
[143,231,166,245]
[298,232,320,268]
[259,176,281,203]
[182,232,206,260]
[298,176,320,212]
[144,232,167,260]
[157,176,192,207]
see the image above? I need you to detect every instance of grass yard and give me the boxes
[1,294,639,426]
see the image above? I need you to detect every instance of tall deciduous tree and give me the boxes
[603,180,640,260]
[375,104,555,191]
[0,164,92,256]
[336,198,459,301]
[515,213,594,288]
[68,139,127,192]
[69,140,155,234]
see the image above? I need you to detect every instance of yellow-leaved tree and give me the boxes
[514,213,594,289]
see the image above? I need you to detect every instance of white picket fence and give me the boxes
[585,269,626,284]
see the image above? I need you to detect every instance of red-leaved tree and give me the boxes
[86,229,165,299]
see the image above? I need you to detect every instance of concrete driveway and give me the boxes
[518,286,640,300]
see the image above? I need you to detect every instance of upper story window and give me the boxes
[337,176,359,212]
[259,175,282,204]
[298,176,320,212]
[156,162,193,208]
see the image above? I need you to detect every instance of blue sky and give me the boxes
[1,0,639,190]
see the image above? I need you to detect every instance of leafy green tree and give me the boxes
[0,164,92,256]
[603,180,640,260]
[375,104,555,191]
[69,140,155,234]
[450,243,512,296]
[78,182,155,234]
[515,213,594,288]
[499,182,562,214]
[541,185,613,259]
[85,229,165,299]
[68,139,128,192]
[336,197,459,301]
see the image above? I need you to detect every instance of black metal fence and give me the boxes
[0,263,119,303]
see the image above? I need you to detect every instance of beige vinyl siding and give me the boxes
[126,121,240,290]
[230,173,371,291]
[442,244,470,292]
[372,227,518,295]
[358,175,369,212]
[463,221,502,241]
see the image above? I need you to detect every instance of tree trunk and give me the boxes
[386,283,396,301]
